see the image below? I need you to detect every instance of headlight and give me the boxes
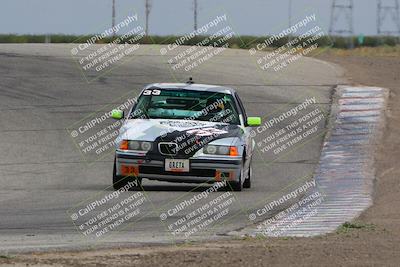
[129,141,140,150]
[204,145,217,154]
[120,140,153,151]
[218,146,230,155]
[141,141,152,151]
[203,145,238,156]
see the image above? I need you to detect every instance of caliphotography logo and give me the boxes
[0,0,395,266]
[70,12,147,82]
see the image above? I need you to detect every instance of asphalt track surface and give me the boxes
[0,44,346,252]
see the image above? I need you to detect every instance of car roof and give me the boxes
[144,83,236,94]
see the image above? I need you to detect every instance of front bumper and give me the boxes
[115,151,242,183]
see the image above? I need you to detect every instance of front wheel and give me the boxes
[229,168,243,192]
[229,178,242,191]
[243,166,251,188]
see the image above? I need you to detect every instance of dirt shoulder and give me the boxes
[1,52,400,267]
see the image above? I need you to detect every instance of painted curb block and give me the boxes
[260,86,388,237]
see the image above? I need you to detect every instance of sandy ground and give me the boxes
[1,52,399,266]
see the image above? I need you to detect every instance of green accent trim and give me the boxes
[247,117,261,126]
[111,109,123,120]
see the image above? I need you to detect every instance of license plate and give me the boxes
[165,159,189,172]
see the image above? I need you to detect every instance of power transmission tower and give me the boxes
[145,0,152,35]
[112,0,116,37]
[377,0,400,35]
[329,0,354,35]
[194,0,198,31]
[329,0,354,47]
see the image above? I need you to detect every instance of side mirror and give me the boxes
[111,109,124,120]
[247,117,261,126]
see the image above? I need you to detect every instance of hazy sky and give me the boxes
[0,0,393,36]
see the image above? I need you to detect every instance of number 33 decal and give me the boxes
[143,89,161,95]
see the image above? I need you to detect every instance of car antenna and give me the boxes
[186,77,194,84]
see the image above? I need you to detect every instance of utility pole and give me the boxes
[288,0,292,42]
[329,0,354,48]
[194,0,198,31]
[145,0,152,36]
[112,0,116,37]
[377,0,400,35]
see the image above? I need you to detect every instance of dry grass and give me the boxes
[319,45,400,57]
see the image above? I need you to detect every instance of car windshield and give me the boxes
[129,89,240,124]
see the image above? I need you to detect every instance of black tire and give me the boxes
[134,177,143,191]
[112,158,142,190]
[112,159,126,190]
[230,179,242,191]
[229,168,243,192]
[230,154,250,191]
[243,166,251,189]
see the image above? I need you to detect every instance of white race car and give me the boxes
[111,80,261,191]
